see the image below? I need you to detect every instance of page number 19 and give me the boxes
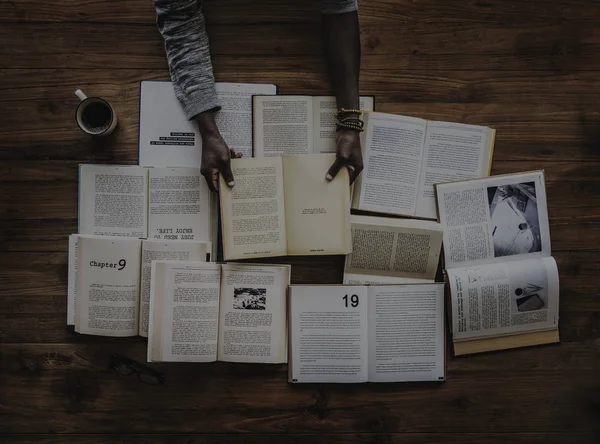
[343,294,359,308]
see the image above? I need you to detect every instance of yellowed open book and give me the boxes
[219,154,352,260]
[435,170,560,355]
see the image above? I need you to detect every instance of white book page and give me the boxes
[437,171,551,268]
[343,273,433,285]
[354,113,427,217]
[253,96,313,157]
[289,285,368,383]
[344,215,443,282]
[367,284,445,382]
[139,240,211,337]
[78,165,148,238]
[312,96,375,154]
[415,121,493,219]
[67,234,78,325]
[153,261,221,362]
[139,81,277,166]
[447,257,559,341]
[148,167,212,242]
[219,157,288,260]
[217,264,290,363]
[74,236,142,337]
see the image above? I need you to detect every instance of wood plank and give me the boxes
[1,0,599,25]
[0,343,598,433]
[1,22,599,71]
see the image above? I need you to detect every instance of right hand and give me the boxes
[196,111,241,192]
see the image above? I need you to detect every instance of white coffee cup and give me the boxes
[75,89,118,136]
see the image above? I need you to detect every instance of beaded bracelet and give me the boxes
[336,109,365,132]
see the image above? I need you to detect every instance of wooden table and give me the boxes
[1,1,599,442]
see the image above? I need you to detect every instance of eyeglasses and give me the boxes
[109,354,165,385]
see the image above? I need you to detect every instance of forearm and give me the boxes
[321,8,361,110]
[154,0,220,120]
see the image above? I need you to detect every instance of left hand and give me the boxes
[326,128,363,184]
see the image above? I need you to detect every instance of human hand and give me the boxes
[196,111,242,192]
[326,128,363,184]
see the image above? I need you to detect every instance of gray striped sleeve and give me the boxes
[153,0,220,120]
[321,0,358,14]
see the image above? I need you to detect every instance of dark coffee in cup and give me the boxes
[75,89,118,136]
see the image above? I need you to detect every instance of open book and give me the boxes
[219,154,352,260]
[252,95,374,156]
[435,170,559,355]
[78,164,215,245]
[352,112,496,220]
[288,284,445,383]
[344,215,443,284]
[139,81,277,166]
[148,261,290,363]
[68,234,211,337]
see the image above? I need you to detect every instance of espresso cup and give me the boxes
[75,89,118,136]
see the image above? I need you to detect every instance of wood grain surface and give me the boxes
[0,0,599,442]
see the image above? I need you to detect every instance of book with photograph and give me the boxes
[148,261,290,364]
[219,153,352,260]
[139,81,277,166]
[351,112,496,220]
[343,215,443,285]
[67,235,211,338]
[288,283,446,383]
[252,95,375,156]
[435,170,560,355]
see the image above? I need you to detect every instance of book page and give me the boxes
[344,215,443,282]
[139,240,211,337]
[67,234,78,325]
[139,81,277,166]
[415,122,494,219]
[78,165,148,238]
[353,113,427,217]
[282,154,352,255]
[368,284,445,382]
[217,264,290,363]
[148,167,212,242]
[312,96,375,153]
[149,261,221,362]
[288,285,369,383]
[343,273,433,285]
[437,171,551,268]
[447,257,559,341]
[74,236,142,337]
[219,157,287,260]
[253,96,313,157]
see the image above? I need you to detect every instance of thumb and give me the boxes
[326,156,346,181]
[220,159,235,188]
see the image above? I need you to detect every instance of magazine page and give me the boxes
[367,284,445,382]
[344,215,443,282]
[437,171,551,269]
[139,81,277,166]
[148,167,212,242]
[415,122,494,220]
[446,257,559,341]
[139,240,211,337]
[288,285,369,383]
[148,261,221,362]
[78,165,148,238]
[217,264,290,364]
[352,113,427,217]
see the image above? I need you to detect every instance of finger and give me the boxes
[202,169,219,193]
[326,156,346,181]
[348,164,363,185]
[220,159,235,188]
[230,148,243,159]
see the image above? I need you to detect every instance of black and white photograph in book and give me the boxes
[487,182,542,257]
[509,260,549,313]
[233,288,267,310]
